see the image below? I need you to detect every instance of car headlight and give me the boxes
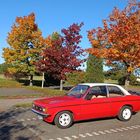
[43,108,46,112]
[32,104,35,108]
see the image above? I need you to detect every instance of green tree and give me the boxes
[3,13,44,86]
[86,54,104,83]
[0,63,10,74]
[66,71,86,85]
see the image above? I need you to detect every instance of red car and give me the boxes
[32,83,140,129]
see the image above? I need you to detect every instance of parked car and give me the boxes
[32,83,140,129]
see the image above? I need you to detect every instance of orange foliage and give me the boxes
[3,13,45,75]
[87,0,140,74]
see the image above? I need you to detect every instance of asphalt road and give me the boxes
[0,88,43,96]
[1,107,140,140]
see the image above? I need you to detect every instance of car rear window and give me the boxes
[108,86,124,97]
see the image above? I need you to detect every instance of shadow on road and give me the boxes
[0,108,40,140]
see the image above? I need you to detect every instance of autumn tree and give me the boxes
[36,23,84,90]
[3,13,44,86]
[87,0,140,88]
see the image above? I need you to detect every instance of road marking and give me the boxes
[104,130,112,133]
[121,128,128,131]
[98,131,106,135]
[128,126,134,130]
[131,126,138,129]
[64,137,71,140]
[86,133,93,136]
[79,134,86,138]
[27,118,31,121]
[110,129,118,132]
[56,138,64,140]
[126,126,134,130]
[71,135,78,139]
[115,128,123,131]
[92,132,100,136]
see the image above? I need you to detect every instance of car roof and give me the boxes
[78,83,130,95]
[78,83,119,87]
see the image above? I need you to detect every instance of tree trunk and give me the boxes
[42,72,45,88]
[60,79,63,91]
[124,72,131,90]
[29,75,33,86]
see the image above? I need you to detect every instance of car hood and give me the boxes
[34,96,80,108]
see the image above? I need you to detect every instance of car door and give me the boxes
[79,86,111,120]
[107,85,127,116]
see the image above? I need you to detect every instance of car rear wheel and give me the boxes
[118,106,132,121]
[54,111,73,129]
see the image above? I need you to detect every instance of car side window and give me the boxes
[86,86,107,100]
[108,86,124,97]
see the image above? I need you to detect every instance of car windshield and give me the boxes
[67,85,89,98]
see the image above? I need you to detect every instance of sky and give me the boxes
[0,0,128,65]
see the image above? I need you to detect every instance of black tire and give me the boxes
[54,111,73,129]
[118,106,132,121]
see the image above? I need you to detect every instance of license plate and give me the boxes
[38,115,43,120]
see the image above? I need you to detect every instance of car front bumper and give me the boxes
[31,109,49,117]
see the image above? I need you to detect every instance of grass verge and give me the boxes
[0,78,23,88]
[14,102,32,108]
[26,86,65,96]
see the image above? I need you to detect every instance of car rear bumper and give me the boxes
[31,109,49,117]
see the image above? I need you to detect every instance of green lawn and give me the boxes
[0,74,5,79]
[104,79,118,84]
[14,102,32,108]
[0,78,23,88]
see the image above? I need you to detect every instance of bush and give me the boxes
[66,71,86,85]
[118,76,126,85]
[4,71,28,80]
[118,74,138,85]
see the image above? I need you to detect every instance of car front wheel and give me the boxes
[118,106,132,121]
[54,111,73,129]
